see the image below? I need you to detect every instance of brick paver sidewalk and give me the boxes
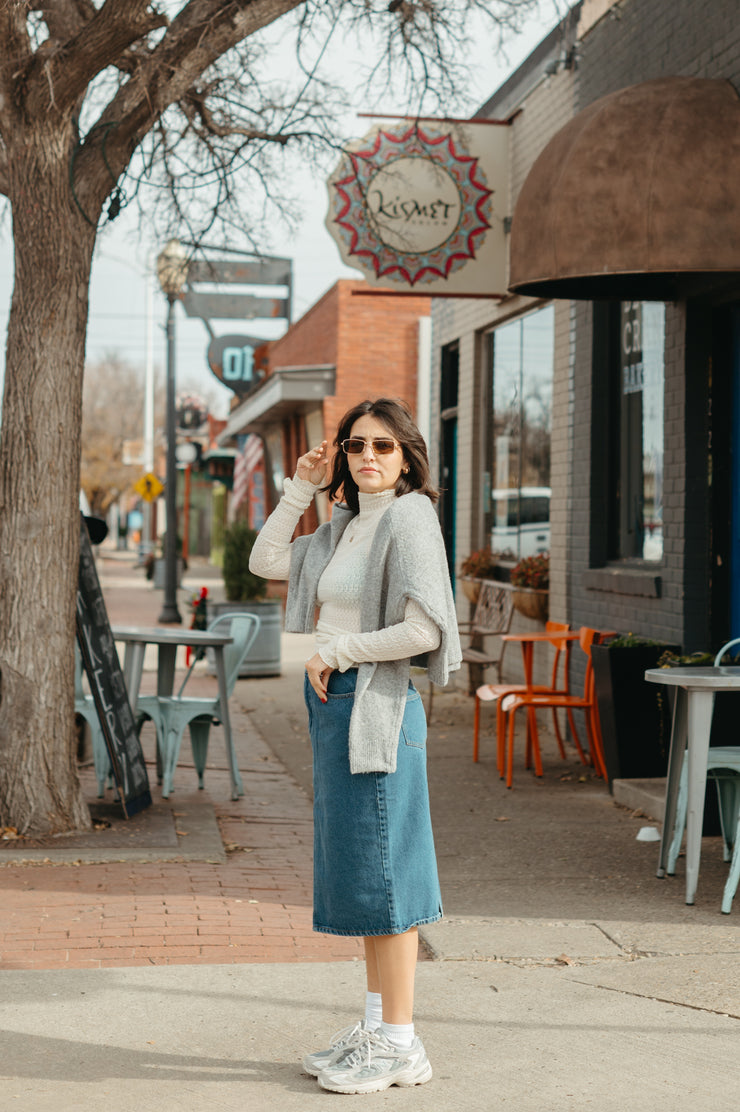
[0,552,362,970]
[0,739,362,969]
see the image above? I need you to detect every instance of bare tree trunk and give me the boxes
[0,121,99,835]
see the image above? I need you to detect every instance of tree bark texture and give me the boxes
[0,119,97,834]
[0,0,305,835]
[0,0,494,833]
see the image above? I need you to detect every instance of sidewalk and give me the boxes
[1,547,740,1110]
[0,549,360,967]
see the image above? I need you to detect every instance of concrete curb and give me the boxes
[0,797,226,866]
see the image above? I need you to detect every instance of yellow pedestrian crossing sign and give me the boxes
[134,472,164,502]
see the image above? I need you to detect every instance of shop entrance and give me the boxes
[708,303,740,646]
[439,342,458,578]
[729,308,740,638]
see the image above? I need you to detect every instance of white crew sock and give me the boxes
[380,1020,415,1050]
[365,991,383,1030]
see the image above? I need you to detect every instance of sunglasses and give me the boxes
[341,437,400,455]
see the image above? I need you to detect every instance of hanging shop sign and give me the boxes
[207,333,266,396]
[188,252,291,396]
[184,253,292,323]
[183,291,288,320]
[326,118,510,296]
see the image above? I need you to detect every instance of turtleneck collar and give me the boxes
[357,488,398,517]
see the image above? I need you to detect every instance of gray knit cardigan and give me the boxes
[286,491,462,774]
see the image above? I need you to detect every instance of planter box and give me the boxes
[459,576,484,603]
[206,599,282,677]
[511,587,548,622]
[493,562,514,583]
[592,643,679,790]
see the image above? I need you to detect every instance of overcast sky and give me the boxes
[0,4,562,422]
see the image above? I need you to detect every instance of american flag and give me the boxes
[230,434,264,519]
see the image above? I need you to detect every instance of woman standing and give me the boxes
[249,397,461,1095]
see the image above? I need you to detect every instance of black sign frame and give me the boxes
[76,514,152,818]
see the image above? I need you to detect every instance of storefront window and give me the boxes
[615,302,665,561]
[263,425,285,512]
[489,306,553,558]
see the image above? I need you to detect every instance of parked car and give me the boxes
[491,486,550,558]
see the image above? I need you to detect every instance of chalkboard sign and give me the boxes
[76,514,152,818]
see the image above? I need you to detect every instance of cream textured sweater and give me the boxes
[249,476,440,670]
[251,481,461,772]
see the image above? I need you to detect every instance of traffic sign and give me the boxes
[134,472,164,502]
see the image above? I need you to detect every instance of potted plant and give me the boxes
[509,554,549,621]
[459,547,502,603]
[458,547,516,600]
[591,633,680,789]
[208,521,282,677]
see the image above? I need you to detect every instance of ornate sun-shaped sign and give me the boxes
[327,122,496,289]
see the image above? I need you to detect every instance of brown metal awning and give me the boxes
[509,77,740,301]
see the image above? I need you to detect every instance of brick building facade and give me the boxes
[220,279,430,532]
[431,0,740,665]
[566,0,740,651]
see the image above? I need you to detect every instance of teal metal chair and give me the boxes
[667,637,740,912]
[74,643,113,797]
[135,612,260,798]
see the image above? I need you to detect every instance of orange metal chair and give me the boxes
[501,627,615,788]
[474,622,581,771]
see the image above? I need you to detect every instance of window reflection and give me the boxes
[618,302,664,561]
[263,425,285,513]
[490,306,553,558]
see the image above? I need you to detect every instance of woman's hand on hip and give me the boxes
[296,441,329,485]
[306,652,333,701]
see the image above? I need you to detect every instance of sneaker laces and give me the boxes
[321,1020,371,1068]
[339,1028,400,1071]
[327,1020,365,1050]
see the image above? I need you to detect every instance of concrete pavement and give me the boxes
[1,547,740,1110]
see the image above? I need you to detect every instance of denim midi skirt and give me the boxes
[304,668,443,937]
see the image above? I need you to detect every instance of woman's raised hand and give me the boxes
[296,440,329,485]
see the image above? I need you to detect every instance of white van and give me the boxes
[491,486,550,558]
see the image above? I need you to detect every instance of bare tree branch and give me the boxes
[74,0,305,212]
[38,0,91,44]
[0,3,34,132]
[181,84,320,145]
[20,0,168,117]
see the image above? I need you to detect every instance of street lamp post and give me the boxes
[142,259,156,562]
[156,238,189,624]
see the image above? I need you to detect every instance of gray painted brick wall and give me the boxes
[434,0,740,661]
[566,0,740,651]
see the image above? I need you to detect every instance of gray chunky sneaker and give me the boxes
[302,1020,373,1077]
[317,1029,432,1094]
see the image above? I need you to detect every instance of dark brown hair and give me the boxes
[322,397,439,514]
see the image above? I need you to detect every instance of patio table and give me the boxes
[645,665,740,905]
[112,625,243,799]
